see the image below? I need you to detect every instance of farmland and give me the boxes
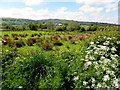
[1,18,120,89]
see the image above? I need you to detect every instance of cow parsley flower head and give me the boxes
[97,83,102,88]
[117,41,120,44]
[91,77,95,83]
[103,75,110,81]
[100,56,105,60]
[103,41,109,45]
[107,37,112,40]
[90,42,94,45]
[18,86,23,88]
[113,78,119,88]
[83,81,88,85]
[111,47,116,51]
[74,76,79,81]
[86,61,92,66]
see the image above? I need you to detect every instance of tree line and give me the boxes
[1,21,100,32]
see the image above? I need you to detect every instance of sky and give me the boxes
[0,0,119,24]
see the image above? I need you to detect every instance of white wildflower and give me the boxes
[96,41,99,44]
[93,61,98,65]
[102,66,109,71]
[103,41,109,45]
[91,83,95,87]
[85,55,89,59]
[84,59,89,61]
[86,61,92,66]
[94,51,98,54]
[114,54,118,57]
[16,57,20,59]
[87,47,91,50]
[98,45,102,47]
[86,51,91,54]
[73,72,77,75]
[96,71,101,75]
[103,36,106,39]
[74,76,79,81]
[100,56,105,60]
[111,47,117,51]
[105,54,109,57]
[86,86,90,88]
[111,64,116,68]
[107,37,112,40]
[91,77,95,83]
[99,45,108,51]
[117,41,120,44]
[6,50,9,52]
[94,65,99,69]
[99,60,102,64]
[111,54,118,60]
[103,75,110,81]
[89,56,95,60]
[103,46,109,51]
[106,70,115,76]
[30,57,33,58]
[93,46,97,50]
[113,78,119,88]
[97,83,102,88]
[99,51,106,55]
[83,81,88,85]
[18,86,23,88]
[90,42,94,45]
[103,59,111,64]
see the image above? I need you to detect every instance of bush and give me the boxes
[55,26,66,31]
[80,27,85,32]
[70,31,120,88]
[2,53,62,89]
[89,25,98,31]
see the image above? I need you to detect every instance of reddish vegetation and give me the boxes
[4,34,9,37]
[19,34,28,37]
[2,32,92,48]
[14,37,19,40]
[42,43,53,50]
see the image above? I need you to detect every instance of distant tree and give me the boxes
[28,24,38,31]
[55,25,66,31]
[46,22,55,30]
[2,22,8,26]
[67,21,80,31]
[88,25,98,31]
[80,27,85,32]
[9,25,16,30]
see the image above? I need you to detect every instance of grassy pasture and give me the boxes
[1,26,120,89]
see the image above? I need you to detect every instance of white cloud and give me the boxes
[79,5,103,13]
[105,3,117,12]
[24,0,44,6]
[0,7,118,24]
[75,0,118,12]
[75,0,118,5]
[57,7,68,12]
[1,0,44,6]
[1,0,23,2]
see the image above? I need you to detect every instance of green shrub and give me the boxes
[55,26,66,31]
[2,52,62,89]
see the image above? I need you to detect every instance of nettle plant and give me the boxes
[72,34,120,88]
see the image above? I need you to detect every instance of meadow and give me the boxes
[1,22,120,89]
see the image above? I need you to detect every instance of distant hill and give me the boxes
[1,17,117,25]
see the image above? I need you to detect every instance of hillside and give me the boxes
[1,17,117,25]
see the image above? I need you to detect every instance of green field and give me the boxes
[1,19,120,89]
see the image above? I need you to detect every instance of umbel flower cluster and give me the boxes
[73,36,120,88]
